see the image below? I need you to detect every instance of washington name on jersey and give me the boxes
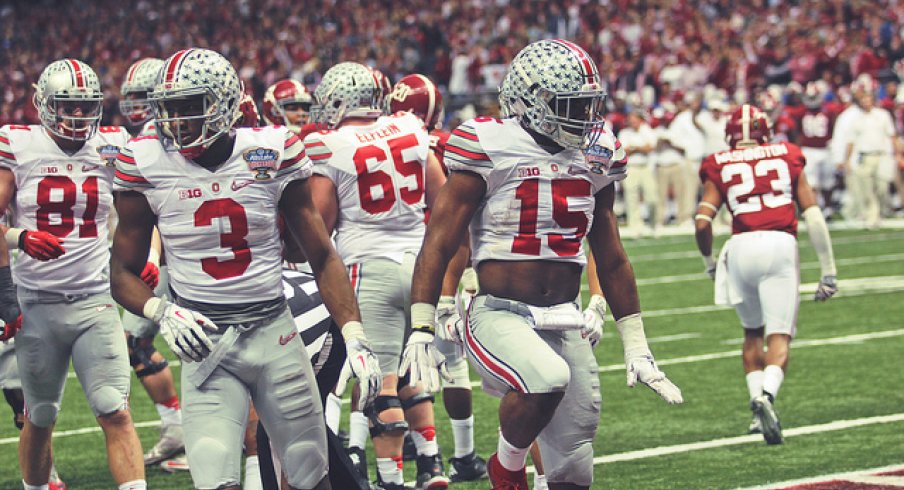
[114,126,310,304]
[444,117,625,266]
[0,124,128,294]
[305,112,430,264]
[700,141,805,236]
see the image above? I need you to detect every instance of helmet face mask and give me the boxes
[499,40,606,149]
[34,59,104,141]
[149,49,241,156]
[311,62,383,129]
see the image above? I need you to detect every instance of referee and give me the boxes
[256,266,370,490]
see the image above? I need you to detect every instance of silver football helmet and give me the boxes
[499,39,606,149]
[119,58,165,126]
[149,48,242,155]
[311,62,383,128]
[33,59,104,141]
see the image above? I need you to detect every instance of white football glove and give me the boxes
[435,295,464,345]
[333,356,354,397]
[147,299,218,363]
[345,338,383,409]
[400,330,452,393]
[460,267,479,294]
[702,255,716,280]
[814,275,837,302]
[582,294,606,348]
[625,350,684,404]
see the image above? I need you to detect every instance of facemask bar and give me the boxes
[541,88,607,148]
[150,86,226,152]
[38,94,103,141]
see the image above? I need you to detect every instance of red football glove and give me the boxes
[140,261,160,289]
[0,314,22,342]
[20,230,66,261]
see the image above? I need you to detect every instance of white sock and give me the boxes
[348,411,369,449]
[762,365,785,399]
[244,455,262,490]
[376,457,404,484]
[450,416,475,458]
[496,431,529,472]
[410,425,439,457]
[534,473,549,490]
[117,480,147,490]
[325,393,342,434]
[745,370,764,401]
[155,404,182,427]
[22,482,48,490]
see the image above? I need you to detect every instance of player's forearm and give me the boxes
[596,253,641,320]
[440,239,470,296]
[311,250,361,326]
[695,221,713,257]
[411,237,458,306]
[110,259,155,317]
[802,205,836,277]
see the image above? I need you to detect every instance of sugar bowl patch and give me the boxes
[244,147,279,180]
[96,145,121,166]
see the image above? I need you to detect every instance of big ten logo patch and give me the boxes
[179,188,203,200]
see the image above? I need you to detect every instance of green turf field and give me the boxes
[1,226,902,489]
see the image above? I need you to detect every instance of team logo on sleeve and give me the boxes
[96,145,121,166]
[243,147,279,180]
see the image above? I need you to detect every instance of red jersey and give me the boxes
[429,128,451,174]
[699,142,805,236]
[795,108,835,149]
[771,113,797,143]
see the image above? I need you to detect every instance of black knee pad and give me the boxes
[364,395,408,438]
[127,335,168,378]
[400,391,434,410]
[3,388,24,430]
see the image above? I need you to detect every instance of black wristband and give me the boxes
[17,230,27,250]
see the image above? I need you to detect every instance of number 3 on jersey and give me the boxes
[353,134,423,214]
[513,179,591,257]
[195,198,251,280]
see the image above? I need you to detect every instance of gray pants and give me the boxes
[15,288,131,427]
[181,309,327,489]
[349,253,416,374]
[465,295,601,486]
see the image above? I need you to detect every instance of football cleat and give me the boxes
[487,453,529,490]
[751,395,783,445]
[159,455,190,473]
[347,446,369,481]
[748,414,763,434]
[374,481,412,490]
[415,453,450,489]
[48,464,67,490]
[448,451,488,482]
[144,423,185,465]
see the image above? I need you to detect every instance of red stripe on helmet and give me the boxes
[165,49,191,83]
[552,39,597,84]
[67,59,84,88]
[126,60,143,83]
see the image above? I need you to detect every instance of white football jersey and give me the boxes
[114,127,311,304]
[444,117,625,266]
[306,112,430,263]
[0,124,128,294]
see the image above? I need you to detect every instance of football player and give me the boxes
[408,39,682,490]
[110,48,381,490]
[306,62,451,490]
[118,56,189,471]
[387,73,488,483]
[0,59,146,490]
[262,79,313,134]
[695,104,838,445]
[795,84,837,214]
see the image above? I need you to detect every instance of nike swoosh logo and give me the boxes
[95,304,114,311]
[231,180,254,191]
[279,331,298,345]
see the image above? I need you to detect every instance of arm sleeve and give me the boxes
[0,126,17,170]
[277,131,312,180]
[802,205,836,277]
[443,121,493,180]
[113,145,152,191]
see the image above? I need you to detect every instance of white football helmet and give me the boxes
[120,58,165,126]
[149,48,242,155]
[499,39,606,149]
[262,78,313,131]
[311,62,383,128]
[33,59,104,141]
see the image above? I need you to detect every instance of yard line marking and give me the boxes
[598,328,904,372]
[635,253,904,286]
[737,463,904,490]
[0,420,161,445]
[648,333,701,343]
[629,232,904,262]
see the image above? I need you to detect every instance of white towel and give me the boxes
[713,237,742,306]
